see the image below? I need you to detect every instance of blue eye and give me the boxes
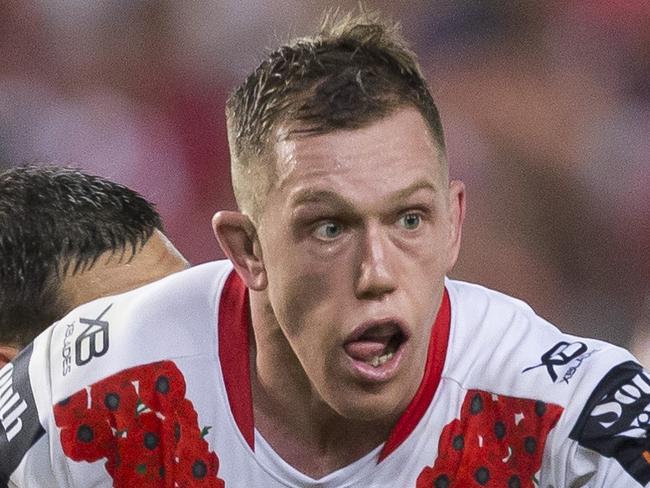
[314,222,342,240]
[400,213,421,230]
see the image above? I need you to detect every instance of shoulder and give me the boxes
[0,261,237,485]
[443,279,635,406]
[442,279,650,484]
[44,260,234,404]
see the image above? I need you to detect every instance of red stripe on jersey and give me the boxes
[218,270,255,450]
[379,289,451,462]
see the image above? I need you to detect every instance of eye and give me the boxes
[399,213,421,230]
[313,221,343,240]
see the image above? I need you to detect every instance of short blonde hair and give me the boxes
[226,9,446,219]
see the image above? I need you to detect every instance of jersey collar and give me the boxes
[218,269,451,461]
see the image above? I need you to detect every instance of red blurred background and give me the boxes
[1,1,647,361]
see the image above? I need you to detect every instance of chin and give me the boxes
[327,386,409,424]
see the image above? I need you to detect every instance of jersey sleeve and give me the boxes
[2,263,229,488]
[443,279,650,486]
[0,340,59,488]
[566,360,650,486]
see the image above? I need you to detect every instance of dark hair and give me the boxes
[226,9,446,217]
[0,165,163,347]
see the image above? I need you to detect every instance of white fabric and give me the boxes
[1,260,647,487]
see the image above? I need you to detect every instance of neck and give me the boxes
[0,345,19,367]
[248,295,396,478]
[61,230,189,310]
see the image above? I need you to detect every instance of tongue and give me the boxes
[344,338,391,362]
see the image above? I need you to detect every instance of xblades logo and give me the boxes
[522,341,588,382]
[75,304,112,367]
[62,322,74,376]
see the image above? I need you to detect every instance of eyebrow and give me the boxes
[289,180,438,209]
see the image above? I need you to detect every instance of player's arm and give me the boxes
[0,343,59,487]
[568,360,650,486]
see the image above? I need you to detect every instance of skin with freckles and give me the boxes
[214,106,465,477]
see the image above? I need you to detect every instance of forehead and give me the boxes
[270,107,445,205]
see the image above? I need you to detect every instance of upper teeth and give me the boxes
[369,352,394,367]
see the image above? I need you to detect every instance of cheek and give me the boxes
[405,240,448,313]
[267,261,343,340]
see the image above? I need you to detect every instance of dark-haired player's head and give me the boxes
[0,166,189,365]
[215,10,464,430]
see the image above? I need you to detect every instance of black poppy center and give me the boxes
[475,467,490,485]
[434,474,450,488]
[144,432,159,450]
[470,394,483,414]
[77,425,94,443]
[192,460,207,479]
[156,375,170,394]
[104,392,120,411]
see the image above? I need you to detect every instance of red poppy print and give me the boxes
[54,361,225,487]
[138,360,187,412]
[416,390,563,487]
[90,374,140,432]
[58,405,115,463]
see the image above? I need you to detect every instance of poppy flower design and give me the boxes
[416,390,563,487]
[54,361,225,487]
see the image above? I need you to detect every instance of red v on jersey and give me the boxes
[379,288,450,461]
[217,270,255,449]
[217,269,451,461]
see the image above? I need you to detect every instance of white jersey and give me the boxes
[1,261,648,487]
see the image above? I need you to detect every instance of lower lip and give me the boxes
[344,343,407,383]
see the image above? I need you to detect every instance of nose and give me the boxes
[354,224,397,300]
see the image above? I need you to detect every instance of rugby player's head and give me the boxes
[226,9,447,221]
[216,9,464,426]
[0,166,189,364]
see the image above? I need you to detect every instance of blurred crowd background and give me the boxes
[1,1,648,361]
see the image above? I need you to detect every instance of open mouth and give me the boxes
[343,320,408,371]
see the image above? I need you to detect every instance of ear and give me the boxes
[212,211,267,291]
[446,180,466,272]
[0,345,18,368]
